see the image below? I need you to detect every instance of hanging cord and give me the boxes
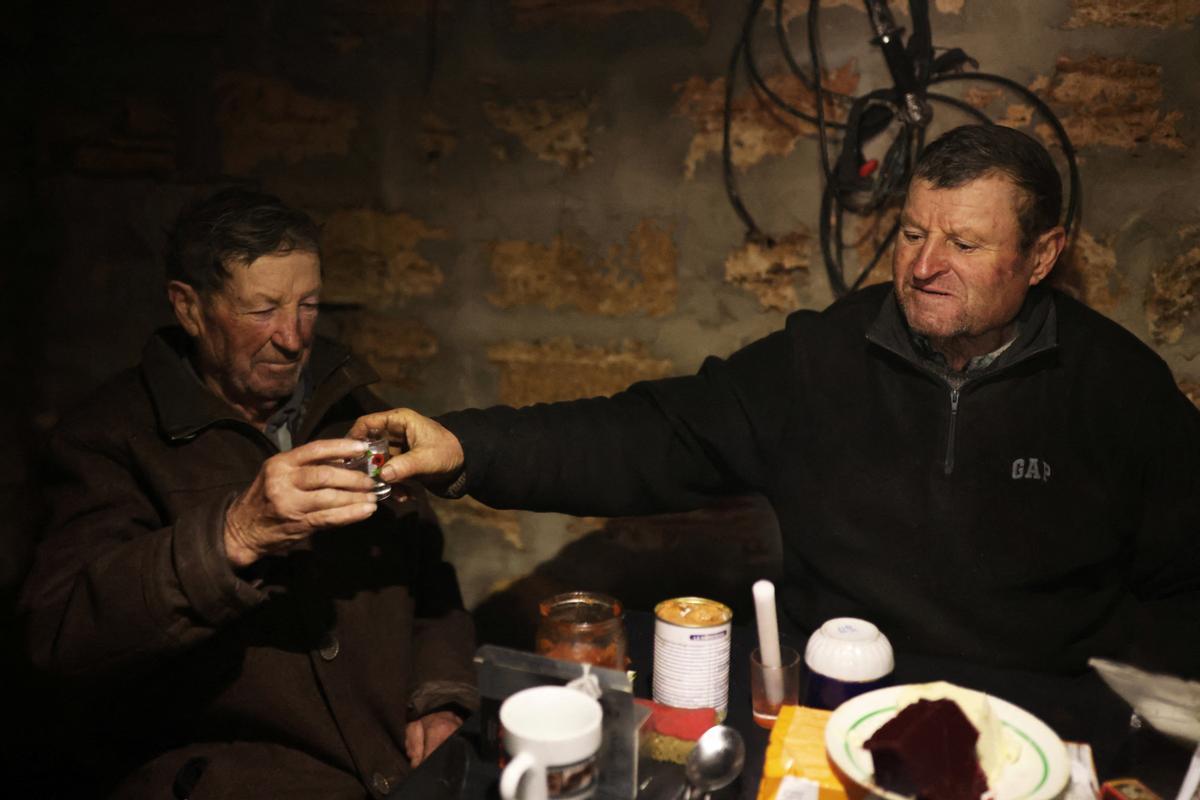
[720,0,1082,296]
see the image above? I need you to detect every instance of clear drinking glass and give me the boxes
[342,430,391,500]
[750,645,801,729]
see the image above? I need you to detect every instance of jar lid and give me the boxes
[539,591,623,627]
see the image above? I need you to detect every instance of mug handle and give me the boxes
[499,751,547,800]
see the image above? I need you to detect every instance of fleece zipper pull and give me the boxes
[944,386,960,475]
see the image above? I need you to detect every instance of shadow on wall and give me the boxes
[472,494,783,652]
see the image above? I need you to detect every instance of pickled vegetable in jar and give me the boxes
[535,591,628,670]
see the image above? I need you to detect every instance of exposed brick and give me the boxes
[431,496,525,551]
[998,104,1035,129]
[1064,0,1200,29]
[487,338,674,407]
[487,219,678,317]
[214,72,358,173]
[320,209,447,308]
[1051,229,1125,314]
[1146,244,1200,345]
[964,86,1005,110]
[331,313,438,388]
[1033,56,1184,151]
[508,0,708,32]
[955,89,1031,128]
[484,94,596,171]
[674,62,859,179]
[723,232,812,311]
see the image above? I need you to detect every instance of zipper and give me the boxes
[944,386,960,475]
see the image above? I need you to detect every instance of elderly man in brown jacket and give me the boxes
[19,188,477,799]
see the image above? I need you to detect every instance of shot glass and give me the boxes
[342,433,391,500]
[750,645,801,729]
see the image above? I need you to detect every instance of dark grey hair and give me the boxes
[165,187,320,295]
[913,125,1062,251]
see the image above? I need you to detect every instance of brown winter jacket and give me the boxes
[19,328,477,799]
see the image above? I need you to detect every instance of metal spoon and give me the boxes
[682,725,746,799]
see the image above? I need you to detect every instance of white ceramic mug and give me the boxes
[499,685,603,800]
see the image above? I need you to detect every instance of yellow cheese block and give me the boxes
[757,705,850,800]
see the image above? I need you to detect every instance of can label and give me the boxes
[653,597,732,713]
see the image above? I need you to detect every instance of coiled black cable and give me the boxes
[720,0,1082,296]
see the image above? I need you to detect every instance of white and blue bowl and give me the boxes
[803,617,894,710]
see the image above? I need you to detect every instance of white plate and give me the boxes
[824,685,1070,800]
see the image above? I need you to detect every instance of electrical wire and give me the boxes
[720,0,1082,297]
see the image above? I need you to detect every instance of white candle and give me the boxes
[753,579,786,710]
[753,579,782,668]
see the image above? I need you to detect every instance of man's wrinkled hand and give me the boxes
[224,438,380,568]
[348,408,465,489]
[405,709,464,767]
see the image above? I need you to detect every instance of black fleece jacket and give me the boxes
[440,285,1200,677]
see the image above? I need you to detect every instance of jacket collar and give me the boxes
[142,327,379,442]
[865,285,1058,378]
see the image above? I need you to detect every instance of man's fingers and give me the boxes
[405,721,426,766]
[293,464,377,492]
[285,438,373,465]
[378,451,436,484]
[305,502,378,530]
[296,488,379,514]
[348,410,407,441]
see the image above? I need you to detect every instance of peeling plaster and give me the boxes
[214,72,358,173]
[320,209,447,308]
[1064,0,1200,29]
[1033,56,1184,151]
[964,86,1005,109]
[674,62,859,178]
[484,94,596,171]
[488,219,678,316]
[1146,244,1200,345]
[487,338,674,407]
[1051,229,1124,315]
[724,232,812,311]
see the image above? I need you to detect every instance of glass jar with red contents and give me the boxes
[535,591,628,671]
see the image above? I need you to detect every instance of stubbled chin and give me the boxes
[252,368,301,397]
[902,294,961,337]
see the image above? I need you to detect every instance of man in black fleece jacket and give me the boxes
[354,125,1200,682]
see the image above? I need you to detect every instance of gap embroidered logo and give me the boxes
[1011,458,1051,482]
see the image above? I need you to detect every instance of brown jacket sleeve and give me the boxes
[20,419,264,683]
